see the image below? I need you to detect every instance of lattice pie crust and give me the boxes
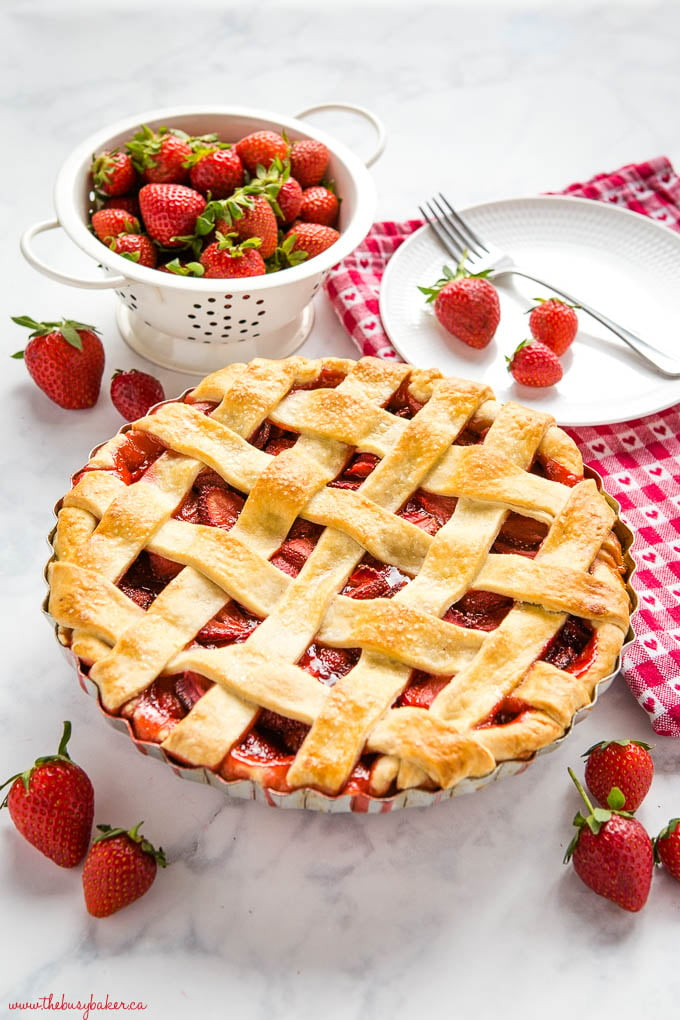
[48,357,630,800]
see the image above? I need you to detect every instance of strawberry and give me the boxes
[419,260,500,348]
[11,315,104,409]
[276,177,303,224]
[583,739,654,812]
[138,183,206,247]
[109,234,158,268]
[289,139,329,188]
[234,130,288,173]
[197,484,245,528]
[196,602,257,645]
[82,822,167,917]
[199,234,266,279]
[284,221,340,260]
[126,125,194,184]
[101,194,140,216]
[188,146,244,198]
[0,721,94,868]
[528,297,579,356]
[91,207,140,242]
[506,339,563,388]
[564,768,654,912]
[225,195,279,258]
[110,368,165,420]
[300,185,339,227]
[91,150,136,197]
[654,818,680,881]
[159,258,205,277]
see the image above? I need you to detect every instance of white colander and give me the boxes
[20,103,385,375]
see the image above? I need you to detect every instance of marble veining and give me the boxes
[1,1,680,1017]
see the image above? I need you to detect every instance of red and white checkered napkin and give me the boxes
[323,156,680,736]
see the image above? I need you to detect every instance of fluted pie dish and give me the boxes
[45,356,635,811]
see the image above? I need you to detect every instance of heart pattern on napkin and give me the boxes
[324,156,680,736]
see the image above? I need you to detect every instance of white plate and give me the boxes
[380,195,680,426]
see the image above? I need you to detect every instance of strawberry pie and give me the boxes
[47,356,631,807]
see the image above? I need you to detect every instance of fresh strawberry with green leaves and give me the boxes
[583,739,654,813]
[91,150,136,197]
[110,368,165,420]
[109,234,157,268]
[91,208,140,242]
[284,221,340,260]
[654,818,680,881]
[289,139,329,188]
[419,260,500,348]
[0,721,94,868]
[11,315,105,409]
[276,177,304,223]
[82,822,167,917]
[528,297,579,356]
[199,233,267,279]
[564,768,654,912]
[300,185,339,227]
[126,125,195,184]
[506,339,563,387]
[266,233,310,272]
[224,195,279,258]
[188,145,243,198]
[160,258,205,276]
[138,183,207,247]
[234,130,288,174]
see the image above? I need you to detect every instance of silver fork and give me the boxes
[420,194,680,378]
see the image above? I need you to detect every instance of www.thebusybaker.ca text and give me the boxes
[7,992,148,1020]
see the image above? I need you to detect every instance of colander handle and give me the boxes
[294,103,387,168]
[20,219,127,289]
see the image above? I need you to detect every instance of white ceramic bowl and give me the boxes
[21,103,385,374]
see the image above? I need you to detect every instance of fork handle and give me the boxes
[496,268,680,378]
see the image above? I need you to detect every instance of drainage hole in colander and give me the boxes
[224,293,233,300]
[256,299,264,305]
[224,303,232,310]
[192,324,201,330]
[240,329,248,334]
[205,332,213,337]
[257,310,265,316]
[193,303,201,309]
[188,313,196,319]
[243,294,251,300]
[208,297,216,303]
[238,319,247,324]
[250,321,260,327]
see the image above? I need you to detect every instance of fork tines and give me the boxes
[419,194,487,261]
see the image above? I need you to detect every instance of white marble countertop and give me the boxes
[2,1,680,1017]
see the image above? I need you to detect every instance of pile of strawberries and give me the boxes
[420,259,578,389]
[565,739,680,912]
[1,721,166,917]
[89,124,341,279]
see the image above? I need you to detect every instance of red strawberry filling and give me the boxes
[491,513,548,557]
[396,671,451,709]
[541,617,596,673]
[341,557,410,599]
[96,372,593,798]
[532,456,583,487]
[444,590,515,631]
[478,696,532,729]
